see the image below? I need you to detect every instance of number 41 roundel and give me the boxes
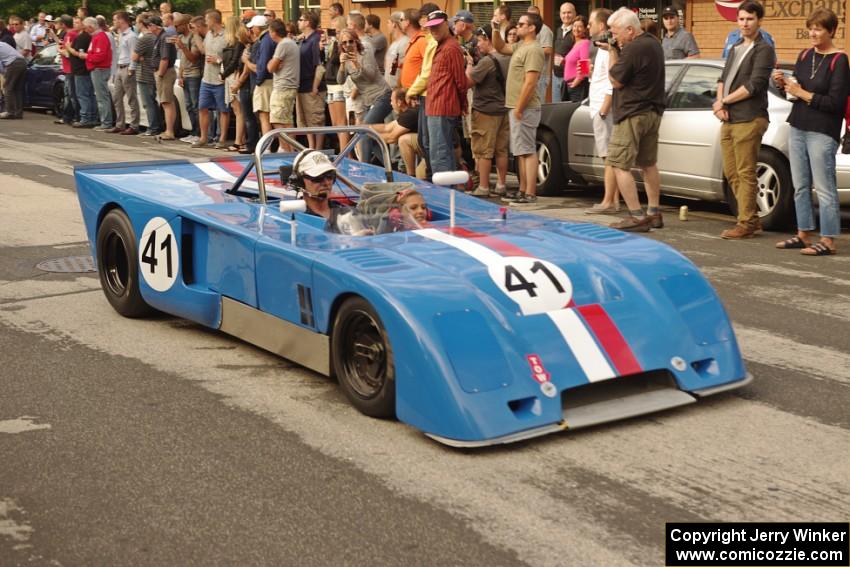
[487,256,573,316]
[139,217,179,292]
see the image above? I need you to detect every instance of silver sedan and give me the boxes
[536,58,850,230]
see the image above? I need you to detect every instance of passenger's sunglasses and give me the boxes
[304,172,337,184]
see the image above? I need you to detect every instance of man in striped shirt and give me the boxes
[422,10,467,175]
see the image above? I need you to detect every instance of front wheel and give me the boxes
[535,129,565,197]
[96,209,155,318]
[331,297,395,418]
[726,149,793,231]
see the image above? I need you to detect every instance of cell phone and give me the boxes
[327,28,336,37]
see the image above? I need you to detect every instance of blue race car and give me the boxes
[74,126,752,447]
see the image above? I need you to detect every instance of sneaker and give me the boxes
[648,212,664,229]
[501,191,521,203]
[610,216,652,232]
[138,130,155,136]
[180,135,196,143]
[490,184,507,197]
[720,224,757,239]
[585,203,621,215]
[93,125,111,131]
[469,186,491,197]
[510,193,538,205]
[0,112,12,119]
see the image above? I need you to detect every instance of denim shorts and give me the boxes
[198,82,229,113]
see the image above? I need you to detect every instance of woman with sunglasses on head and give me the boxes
[337,28,393,161]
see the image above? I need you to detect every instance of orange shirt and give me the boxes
[400,30,426,89]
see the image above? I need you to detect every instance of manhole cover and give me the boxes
[36,256,96,273]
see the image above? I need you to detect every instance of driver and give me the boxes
[292,149,356,234]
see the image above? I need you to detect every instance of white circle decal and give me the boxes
[139,217,179,292]
[488,256,573,315]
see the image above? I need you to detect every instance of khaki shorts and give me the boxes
[470,110,510,160]
[253,80,273,113]
[297,91,327,127]
[606,111,662,170]
[592,112,614,158]
[156,67,177,104]
[270,88,297,125]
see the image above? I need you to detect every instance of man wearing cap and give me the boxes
[492,10,546,205]
[295,10,326,150]
[661,6,699,60]
[466,24,510,196]
[291,150,354,233]
[195,9,229,148]
[384,12,408,89]
[421,10,467,174]
[80,16,114,131]
[148,15,178,140]
[553,2,577,103]
[109,11,140,134]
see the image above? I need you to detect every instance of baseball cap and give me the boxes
[246,14,268,28]
[661,6,679,17]
[297,151,337,179]
[475,24,493,37]
[424,10,449,27]
[452,10,474,24]
[144,15,163,27]
[45,15,54,22]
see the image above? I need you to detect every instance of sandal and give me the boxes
[800,242,837,256]
[226,144,240,152]
[237,146,253,154]
[775,235,808,249]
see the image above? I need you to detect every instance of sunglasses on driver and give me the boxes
[304,171,337,184]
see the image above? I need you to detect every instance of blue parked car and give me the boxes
[25,43,64,115]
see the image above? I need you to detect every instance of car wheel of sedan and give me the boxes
[726,149,793,231]
[331,297,395,418]
[535,129,565,197]
[96,209,155,318]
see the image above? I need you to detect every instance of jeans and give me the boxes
[789,126,842,237]
[426,115,459,175]
[361,90,394,163]
[183,76,201,136]
[138,81,161,134]
[74,74,97,125]
[63,74,79,123]
[536,71,550,104]
[720,117,768,227]
[552,73,564,103]
[417,97,431,178]
[239,80,258,151]
[90,68,114,128]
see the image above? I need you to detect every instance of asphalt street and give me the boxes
[1,111,849,567]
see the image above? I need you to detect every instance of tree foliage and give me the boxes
[1,0,210,21]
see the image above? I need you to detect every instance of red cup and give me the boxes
[578,58,591,76]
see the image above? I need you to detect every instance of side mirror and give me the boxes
[432,171,470,187]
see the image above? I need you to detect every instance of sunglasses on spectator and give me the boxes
[516,22,529,27]
[264,13,273,17]
[342,40,357,45]
[304,172,336,184]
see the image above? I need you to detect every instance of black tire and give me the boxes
[535,129,565,197]
[331,297,395,418]
[725,149,793,231]
[96,209,155,318]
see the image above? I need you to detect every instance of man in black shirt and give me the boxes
[603,7,665,232]
[66,17,97,127]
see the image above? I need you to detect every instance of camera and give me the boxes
[603,30,619,50]
[461,43,480,65]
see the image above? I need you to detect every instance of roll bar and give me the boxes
[229,126,395,204]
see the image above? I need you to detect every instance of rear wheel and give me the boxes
[726,149,793,231]
[96,209,155,318]
[535,129,565,196]
[331,297,395,418]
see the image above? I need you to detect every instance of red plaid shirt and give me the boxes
[425,36,467,117]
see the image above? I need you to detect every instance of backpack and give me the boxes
[798,48,845,72]
[487,54,506,94]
